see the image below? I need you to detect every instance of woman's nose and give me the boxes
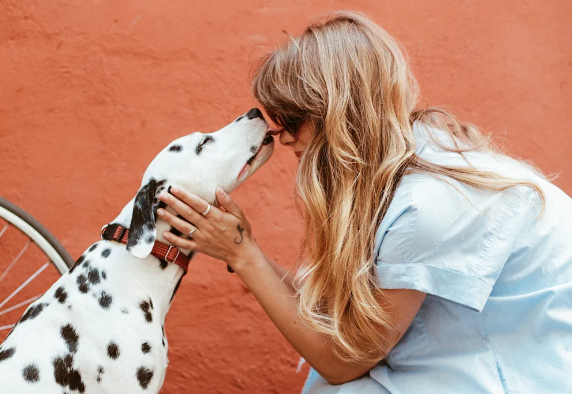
[278,130,296,146]
[267,126,296,146]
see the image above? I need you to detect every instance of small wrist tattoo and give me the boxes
[234,224,244,244]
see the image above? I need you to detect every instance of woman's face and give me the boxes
[267,120,314,160]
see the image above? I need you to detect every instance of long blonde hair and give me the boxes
[252,11,548,364]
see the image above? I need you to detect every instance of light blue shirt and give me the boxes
[302,121,572,394]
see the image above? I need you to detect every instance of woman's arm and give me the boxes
[264,254,296,289]
[158,187,426,385]
[235,248,426,384]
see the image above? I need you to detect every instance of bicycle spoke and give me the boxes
[0,223,8,238]
[0,262,49,310]
[0,240,31,285]
[0,295,41,317]
[0,324,15,331]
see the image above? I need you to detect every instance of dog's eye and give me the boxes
[195,136,214,155]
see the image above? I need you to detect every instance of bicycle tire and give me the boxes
[0,196,73,275]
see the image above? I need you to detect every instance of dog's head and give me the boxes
[127,108,274,258]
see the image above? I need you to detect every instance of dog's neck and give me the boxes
[100,199,192,322]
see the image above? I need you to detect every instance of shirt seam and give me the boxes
[375,260,492,286]
[404,179,416,264]
[474,313,511,394]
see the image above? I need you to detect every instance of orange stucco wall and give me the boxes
[1,1,571,393]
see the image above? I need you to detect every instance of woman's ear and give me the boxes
[127,179,167,258]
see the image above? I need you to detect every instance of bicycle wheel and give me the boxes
[0,196,74,340]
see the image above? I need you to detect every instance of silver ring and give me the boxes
[189,227,197,238]
[201,204,211,216]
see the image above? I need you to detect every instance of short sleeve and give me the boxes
[373,173,526,312]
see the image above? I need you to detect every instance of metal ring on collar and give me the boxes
[201,204,211,216]
[189,227,197,238]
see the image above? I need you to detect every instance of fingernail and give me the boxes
[217,187,226,196]
[157,209,164,216]
[172,186,180,194]
[163,232,170,239]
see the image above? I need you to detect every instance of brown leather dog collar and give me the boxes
[101,223,189,274]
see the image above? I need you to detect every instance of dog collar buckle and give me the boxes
[164,245,180,264]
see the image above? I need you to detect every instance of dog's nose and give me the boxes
[246,108,264,120]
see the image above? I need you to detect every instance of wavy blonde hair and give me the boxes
[252,11,549,364]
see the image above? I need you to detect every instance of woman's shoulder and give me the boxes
[372,173,470,264]
[374,166,540,268]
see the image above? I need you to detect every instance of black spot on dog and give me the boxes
[20,303,48,323]
[170,276,183,303]
[107,342,120,360]
[69,255,84,274]
[55,287,68,304]
[235,115,244,122]
[61,324,79,353]
[101,248,111,258]
[23,364,40,382]
[161,326,165,347]
[77,275,89,293]
[0,347,15,362]
[68,305,73,310]
[89,244,98,252]
[139,299,153,323]
[88,268,101,284]
[195,135,214,155]
[145,222,154,231]
[53,354,85,393]
[82,259,90,269]
[137,367,154,389]
[102,270,107,280]
[146,235,154,243]
[121,308,129,314]
[98,291,112,309]
[159,260,168,270]
[250,145,257,154]
[141,342,151,354]
[187,250,197,259]
[169,144,183,152]
[97,365,104,383]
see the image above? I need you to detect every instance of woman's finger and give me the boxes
[157,208,200,238]
[159,192,206,226]
[215,187,244,219]
[170,187,215,217]
[162,231,199,251]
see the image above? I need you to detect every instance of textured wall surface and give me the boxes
[0,1,571,393]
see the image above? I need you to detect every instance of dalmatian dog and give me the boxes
[0,108,274,393]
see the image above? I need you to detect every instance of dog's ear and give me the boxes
[127,179,167,258]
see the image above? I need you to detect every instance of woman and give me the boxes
[157,11,572,393]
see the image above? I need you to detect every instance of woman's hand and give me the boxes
[157,186,260,271]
